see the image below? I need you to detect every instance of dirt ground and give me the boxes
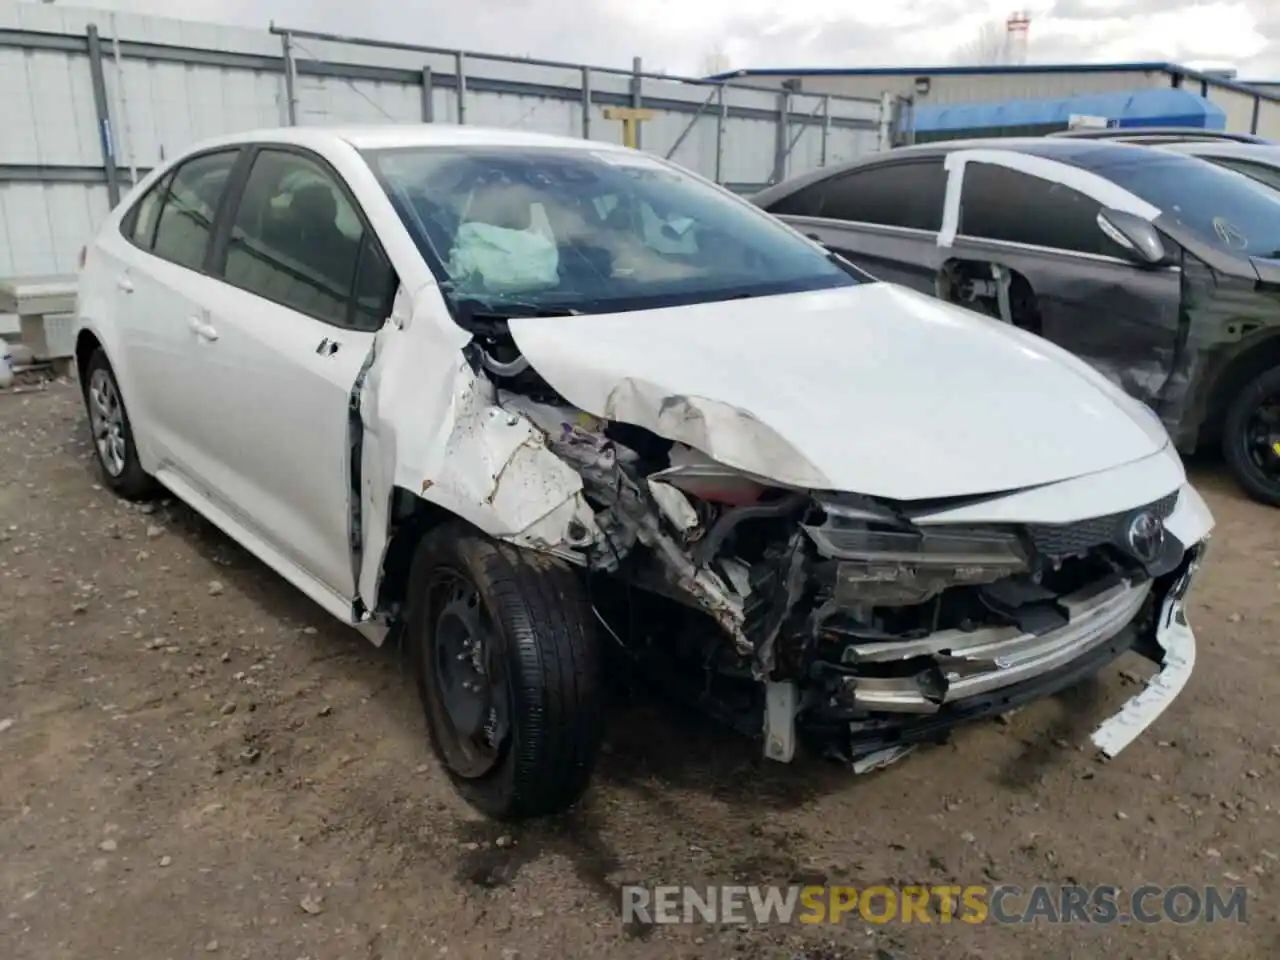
[1,380,1278,960]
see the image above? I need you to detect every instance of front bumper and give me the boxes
[830,483,1213,765]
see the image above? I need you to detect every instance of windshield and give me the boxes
[362,146,856,316]
[1091,152,1280,258]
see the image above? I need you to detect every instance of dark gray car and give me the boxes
[754,138,1280,505]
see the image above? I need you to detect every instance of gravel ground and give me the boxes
[1,380,1278,960]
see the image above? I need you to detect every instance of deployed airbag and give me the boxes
[448,223,560,293]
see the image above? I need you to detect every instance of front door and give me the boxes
[947,155,1183,409]
[176,147,396,604]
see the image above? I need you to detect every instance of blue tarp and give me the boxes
[911,88,1227,133]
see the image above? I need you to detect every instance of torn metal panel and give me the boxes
[356,285,599,608]
[496,390,753,646]
[1163,255,1280,450]
[1021,256,1182,413]
[851,744,915,775]
[1090,545,1205,758]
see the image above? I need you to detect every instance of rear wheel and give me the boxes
[405,523,602,819]
[1222,365,1280,506]
[81,348,157,500]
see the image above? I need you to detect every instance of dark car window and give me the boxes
[150,151,240,271]
[221,149,369,328]
[123,171,172,249]
[364,145,856,318]
[1090,152,1280,258]
[959,162,1129,259]
[351,235,398,332]
[1205,157,1280,193]
[767,161,947,231]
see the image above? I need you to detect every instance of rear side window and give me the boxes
[960,162,1129,259]
[150,150,241,271]
[221,149,371,328]
[766,161,948,231]
[126,172,170,248]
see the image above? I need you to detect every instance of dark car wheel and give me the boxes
[1223,365,1280,507]
[81,348,158,500]
[405,523,602,820]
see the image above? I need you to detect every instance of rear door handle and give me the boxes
[187,316,219,342]
[116,275,134,294]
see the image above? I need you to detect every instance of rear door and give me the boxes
[175,145,397,604]
[948,157,1183,409]
[110,148,245,475]
[762,158,947,291]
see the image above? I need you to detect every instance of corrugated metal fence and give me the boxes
[0,1,889,283]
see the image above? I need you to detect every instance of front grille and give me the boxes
[1026,491,1178,559]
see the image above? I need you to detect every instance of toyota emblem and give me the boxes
[1126,511,1165,563]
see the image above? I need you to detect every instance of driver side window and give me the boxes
[960,163,1131,259]
[220,149,394,330]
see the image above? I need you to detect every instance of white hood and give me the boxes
[507,283,1167,500]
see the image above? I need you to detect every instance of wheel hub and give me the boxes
[427,578,508,777]
[87,369,126,477]
[1245,398,1280,475]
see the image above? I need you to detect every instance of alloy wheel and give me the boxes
[87,368,127,478]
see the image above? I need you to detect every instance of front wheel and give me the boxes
[405,523,603,820]
[1222,365,1280,506]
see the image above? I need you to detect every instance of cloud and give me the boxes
[71,0,1280,76]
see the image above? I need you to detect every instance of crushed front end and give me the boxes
[780,490,1206,767]
[481,354,1210,772]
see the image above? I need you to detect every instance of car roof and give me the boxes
[177,123,613,157]
[1154,141,1280,164]
[1046,127,1271,145]
[752,136,1222,204]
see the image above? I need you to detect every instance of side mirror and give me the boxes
[1097,208,1167,266]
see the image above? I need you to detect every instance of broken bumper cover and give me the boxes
[844,577,1152,713]
[839,486,1211,761]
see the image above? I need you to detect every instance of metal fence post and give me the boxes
[280,30,299,125]
[715,85,726,184]
[878,91,892,152]
[85,24,121,207]
[581,67,592,139]
[820,95,831,167]
[456,51,467,124]
[772,86,792,184]
[421,66,434,121]
[630,56,643,150]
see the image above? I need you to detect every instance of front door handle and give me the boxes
[117,275,134,294]
[187,316,219,342]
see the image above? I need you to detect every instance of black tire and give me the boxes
[405,523,602,820]
[1222,364,1280,506]
[81,348,158,500]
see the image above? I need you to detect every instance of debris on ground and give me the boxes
[0,383,1273,959]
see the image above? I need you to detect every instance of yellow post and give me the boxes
[603,106,655,149]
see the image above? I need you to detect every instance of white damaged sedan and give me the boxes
[75,125,1213,819]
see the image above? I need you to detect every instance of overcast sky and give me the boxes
[62,0,1280,78]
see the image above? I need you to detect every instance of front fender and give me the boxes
[354,286,599,612]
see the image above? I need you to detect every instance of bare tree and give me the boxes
[951,21,1008,65]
